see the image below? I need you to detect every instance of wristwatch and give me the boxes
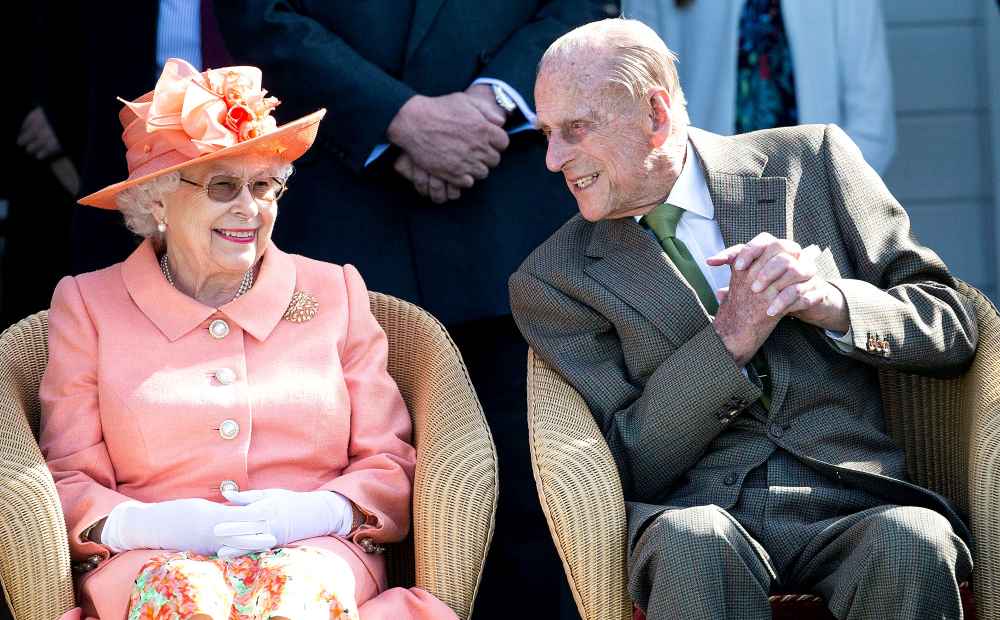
[491,84,517,115]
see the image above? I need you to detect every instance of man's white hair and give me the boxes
[540,18,689,124]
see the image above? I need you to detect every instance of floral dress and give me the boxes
[127,547,359,620]
[735,0,798,133]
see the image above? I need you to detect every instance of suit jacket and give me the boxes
[509,125,978,548]
[220,0,615,324]
[40,241,415,619]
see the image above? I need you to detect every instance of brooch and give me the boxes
[283,290,319,323]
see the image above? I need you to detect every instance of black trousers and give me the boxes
[449,316,579,620]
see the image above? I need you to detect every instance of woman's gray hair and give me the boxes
[115,171,182,242]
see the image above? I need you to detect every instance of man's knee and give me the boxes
[629,505,772,617]
[863,507,970,575]
[635,505,743,559]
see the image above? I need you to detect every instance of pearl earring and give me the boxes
[157,220,167,233]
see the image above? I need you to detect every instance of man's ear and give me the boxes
[648,88,672,148]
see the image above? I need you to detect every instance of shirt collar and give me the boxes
[121,238,296,342]
[634,140,715,222]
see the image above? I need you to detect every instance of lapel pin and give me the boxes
[283,290,319,323]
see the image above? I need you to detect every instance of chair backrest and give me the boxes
[0,312,48,438]
[0,312,74,620]
[0,293,496,620]
[527,348,633,620]
[367,292,497,619]
[878,280,1000,515]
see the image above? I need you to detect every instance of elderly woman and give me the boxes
[39,58,458,620]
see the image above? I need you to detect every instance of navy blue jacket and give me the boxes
[220,0,615,324]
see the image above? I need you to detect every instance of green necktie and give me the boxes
[642,203,719,314]
[642,202,771,409]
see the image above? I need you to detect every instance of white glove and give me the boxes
[216,488,355,559]
[101,498,277,556]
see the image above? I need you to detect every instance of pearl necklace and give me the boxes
[159,253,256,301]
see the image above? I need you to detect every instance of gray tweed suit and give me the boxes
[509,125,977,619]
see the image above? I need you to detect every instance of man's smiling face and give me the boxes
[535,58,666,222]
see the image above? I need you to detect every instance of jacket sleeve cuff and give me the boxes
[318,476,397,545]
[645,322,763,429]
[66,491,132,561]
[470,77,536,127]
[828,278,894,359]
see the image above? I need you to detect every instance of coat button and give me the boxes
[214,368,236,385]
[768,423,784,439]
[219,419,240,440]
[219,480,239,494]
[723,472,738,486]
[209,319,230,339]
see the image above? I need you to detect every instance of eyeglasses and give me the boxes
[180,173,291,204]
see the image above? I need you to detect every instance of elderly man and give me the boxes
[509,19,976,620]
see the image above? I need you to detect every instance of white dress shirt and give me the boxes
[637,141,854,351]
[635,142,728,293]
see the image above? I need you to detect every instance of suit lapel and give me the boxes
[585,218,711,349]
[690,128,793,414]
[406,0,447,62]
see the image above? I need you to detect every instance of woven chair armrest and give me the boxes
[0,315,75,620]
[527,349,632,620]
[958,284,1000,619]
[369,293,497,620]
[878,369,967,510]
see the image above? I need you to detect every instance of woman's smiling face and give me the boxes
[158,155,289,279]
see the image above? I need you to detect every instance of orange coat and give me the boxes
[40,240,455,619]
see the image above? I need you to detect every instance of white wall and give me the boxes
[881,0,998,300]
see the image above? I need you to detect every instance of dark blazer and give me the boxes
[221,0,614,324]
[510,125,978,547]
[71,1,160,275]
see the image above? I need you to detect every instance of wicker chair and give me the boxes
[527,280,1000,620]
[0,291,497,620]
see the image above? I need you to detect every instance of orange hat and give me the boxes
[79,58,325,209]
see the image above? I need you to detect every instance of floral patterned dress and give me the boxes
[127,547,358,620]
[734,0,798,133]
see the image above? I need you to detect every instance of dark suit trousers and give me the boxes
[629,451,971,620]
[449,316,579,620]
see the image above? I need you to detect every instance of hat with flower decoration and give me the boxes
[79,57,325,210]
